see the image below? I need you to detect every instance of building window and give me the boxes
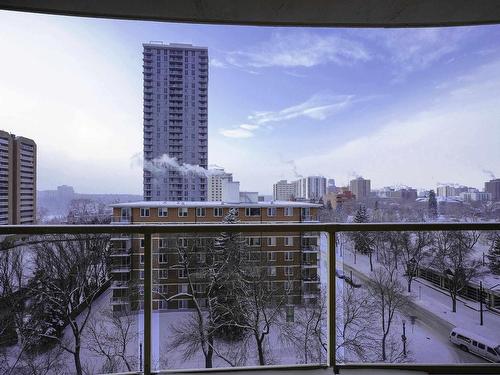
[284,236,294,246]
[159,269,168,279]
[139,270,145,280]
[178,269,187,279]
[285,267,293,276]
[284,207,293,216]
[245,207,260,217]
[284,280,293,291]
[140,207,150,217]
[268,267,276,277]
[140,254,144,264]
[267,237,276,246]
[178,300,189,309]
[268,252,276,262]
[246,237,261,247]
[213,207,223,217]
[158,300,168,310]
[159,254,168,264]
[159,238,167,248]
[196,253,206,263]
[158,207,168,217]
[178,207,188,217]
[140,239,145,248]
[179,284,188,294]
[285,251,293,261]
[178,238,188,248]
[196,207,206,217]
[267,207,276,217]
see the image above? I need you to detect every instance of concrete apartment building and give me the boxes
[349,177,371,200]
[273,180,297,201]
[295,176,327,201]
[485,178,500,201]
[109,201,321,312]
[143,42,208,202]
[0,131,36,225]
[207,168,240,202]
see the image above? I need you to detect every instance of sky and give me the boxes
[0,10,499,195]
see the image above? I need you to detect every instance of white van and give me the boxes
[449,327,500,363]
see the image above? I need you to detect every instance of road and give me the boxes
[343,264,487,363]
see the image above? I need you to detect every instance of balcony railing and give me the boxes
[1,222,499,375]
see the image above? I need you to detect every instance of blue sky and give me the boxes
[0,10,499,195]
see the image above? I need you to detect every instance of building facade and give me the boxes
[295,176,327,201]
[0,131,36,225]
[349,177,371,200]
[273,180,296,201]
[143,42,208,202]
[207,168,240,202]
[485,179,500,201]
[109,201,321,312]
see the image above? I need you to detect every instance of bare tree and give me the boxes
[25,234,110,375]
[433,231,483,312]
[336,286,378,362]
[85,307,138,373]
[367,266,410,362]
[393,232,433,292]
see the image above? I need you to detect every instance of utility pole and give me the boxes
[402,320,407,356]
[480,281,484,326]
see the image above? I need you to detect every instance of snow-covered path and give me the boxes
[339,245,496,363]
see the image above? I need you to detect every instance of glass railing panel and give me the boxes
[0,232,142,374]
[153,230,328,371]
[336,229,500,364]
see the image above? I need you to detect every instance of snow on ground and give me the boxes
[336,242,499,363]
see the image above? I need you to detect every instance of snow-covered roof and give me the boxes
[109,200,322,209]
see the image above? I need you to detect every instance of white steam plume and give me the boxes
[131,153,224,178]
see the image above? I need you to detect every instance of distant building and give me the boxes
[207,168,239,202]
[437,185,462,197]
[239,191,258,203]
[0,130,37,225]
[327,179,336,193]
[393,188,418,201]
[323,190,356,210]
[485,179,500,201]
[460,191,491,202]
[273,180,296,201]
[258,195,273,202]
[349,177,371,200]
[295,176,327,201]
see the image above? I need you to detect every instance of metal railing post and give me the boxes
[144,233,152,375]
[328,230,337,373]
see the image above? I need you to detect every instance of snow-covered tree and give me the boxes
[433,231,483,312]
[352,206,375,270]
[487,235,500,275]
[367,266,410,362]
[25,233,111,375]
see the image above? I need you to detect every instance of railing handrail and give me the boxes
[0,221,499,235]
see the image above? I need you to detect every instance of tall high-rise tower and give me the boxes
[0,130,37,225]
[142,42,208,201]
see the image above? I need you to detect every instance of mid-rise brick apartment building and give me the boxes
[109,201,321,312]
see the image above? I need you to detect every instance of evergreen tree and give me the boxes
[487,237,500,275]
[428,190,438,219]
[353,206,371,254]
[212,208,248,341]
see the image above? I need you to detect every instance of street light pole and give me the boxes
[402,320,407,357]
[480,281,484,326]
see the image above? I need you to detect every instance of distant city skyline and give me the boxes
[1,10,500,195]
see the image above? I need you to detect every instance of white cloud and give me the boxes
[295,59,500,189]
[373,28,470,80]
[219,128,255,138]
[219,93,354,138]
[209,58,227,68]
[223,31,370,69]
